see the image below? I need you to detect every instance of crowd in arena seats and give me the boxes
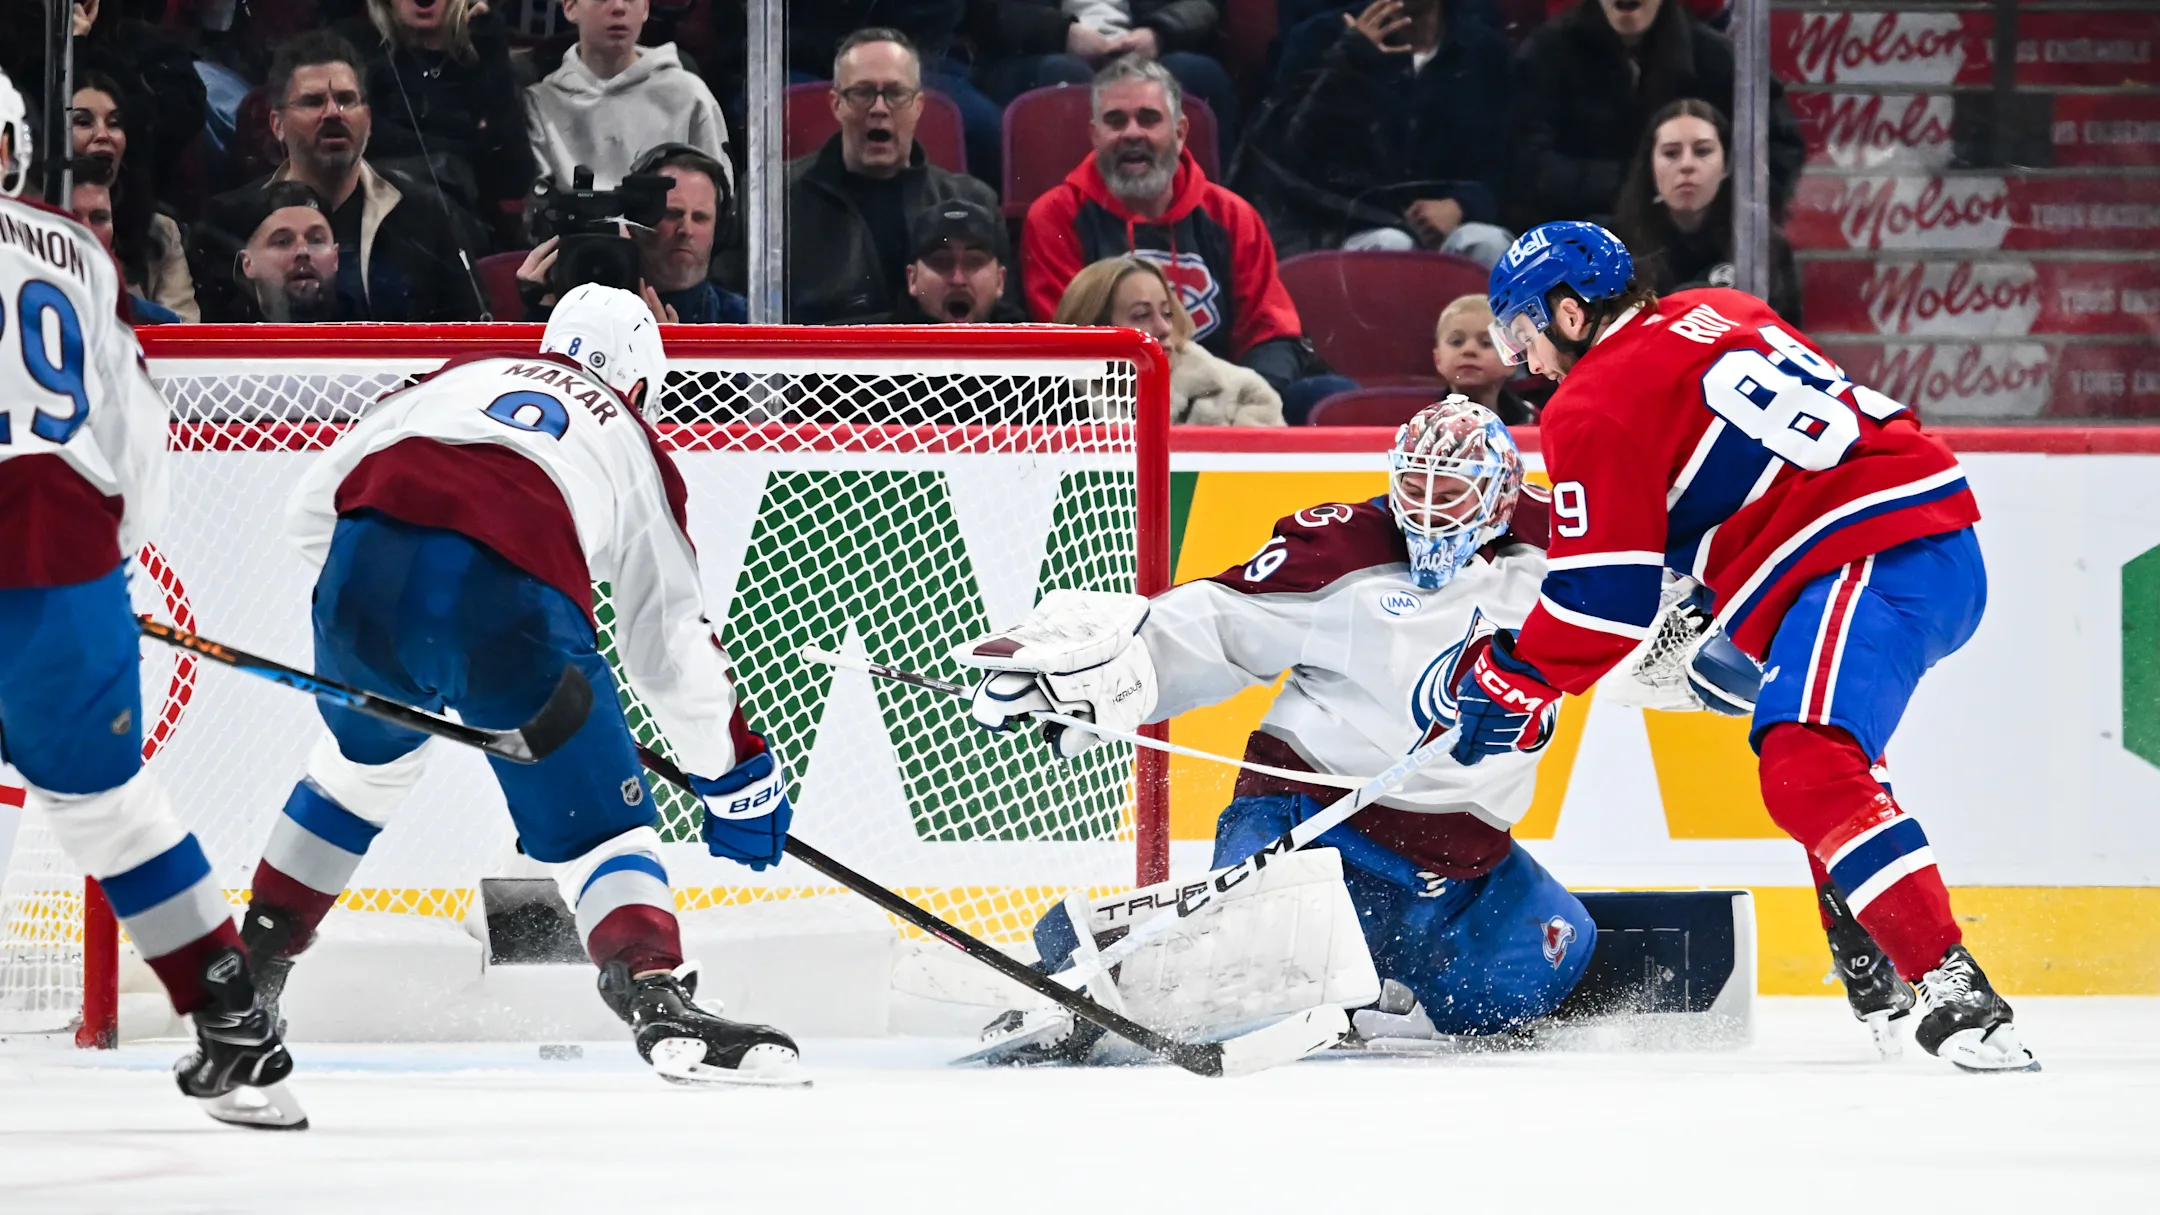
[6,0,1804,426]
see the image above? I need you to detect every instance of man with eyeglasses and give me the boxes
[775,27,996,324]
[190,32,482,323]
[525,0,732,193]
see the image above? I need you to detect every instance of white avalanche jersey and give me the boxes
[0,197,169,584]
[286,353,747,776]
[1141,497,1550,874]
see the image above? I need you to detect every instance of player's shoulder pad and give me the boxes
[1208,498,1406,595]
[1484,482,1550,555]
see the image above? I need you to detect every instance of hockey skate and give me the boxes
[1817,884,1915,1059]
[173,946,309,1130]
[239,903,300,1036]
[1914,944,2041,1073]
[960,1006,1105,1066]
[598,961,808,1087]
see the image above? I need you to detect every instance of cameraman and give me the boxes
[518,146,746,324]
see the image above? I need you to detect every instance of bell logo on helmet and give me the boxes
[1509,227,1553,265]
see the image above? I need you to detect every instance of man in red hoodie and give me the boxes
[1023,57,1356,423]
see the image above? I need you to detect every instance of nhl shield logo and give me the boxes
[1541,915,1576,968]
[621,777,644,806]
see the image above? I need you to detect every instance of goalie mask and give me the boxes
[1387,397,1523,590]
[541,283,669,419]
[0,68,30,199]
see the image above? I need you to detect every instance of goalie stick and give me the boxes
[630,743,1345,1078]
[137,618,594,764]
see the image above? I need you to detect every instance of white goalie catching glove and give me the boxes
[952,589,1160,759]
[1599,575,1765,715]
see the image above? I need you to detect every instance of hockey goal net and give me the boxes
[0,324,1169,1043]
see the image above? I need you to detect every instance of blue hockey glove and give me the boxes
[1448,630,1563,765]
[693,735,793,871]
[1686,627,1763,716]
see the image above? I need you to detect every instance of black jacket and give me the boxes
[334,11,537,236]
[1249,9,1512,255]
[1631,222,1804,327]
[965,0,1223,57]
[1509,0,1802,228]
[769,136,998,324]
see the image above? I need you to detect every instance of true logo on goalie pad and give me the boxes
[1541,915,1577,968]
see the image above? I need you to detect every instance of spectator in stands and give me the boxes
[336,0,536,251]
[883,198,1025,323]
[525,0,732,192]
[1615,98,1802,324]
[634,144,747,323]
[233,181,344,323]
[772,28,998,323]
[1509,0,1800,229]
[791,4,1006,188]
[59,0,209,204]
[68,159,181,324]
[1431,294,1536,425]
[191,32,484,323]
[71,72,199,322]
[1025,57,1352,423]
[1245,0,1514,262]
[1054,255,1285,426]
[967,1,1241,141]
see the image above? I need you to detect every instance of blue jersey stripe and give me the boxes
[1543,563,1663,629]
[101,835,215,918]
[1725,476,1972,635]
[1668,423,1777,560]
[1830,816,1932,894]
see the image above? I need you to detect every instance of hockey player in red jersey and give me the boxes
[1450,221,2036,1071]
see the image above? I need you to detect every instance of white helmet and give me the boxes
[1388,396,1524,590]
[0,67,31,199]
[540,283,669,418]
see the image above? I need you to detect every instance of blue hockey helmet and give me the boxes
[1486,222,1634,365]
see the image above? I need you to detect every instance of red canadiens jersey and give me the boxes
[1515,288,1980,694]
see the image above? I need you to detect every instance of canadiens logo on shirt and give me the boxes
[1131,249,1223,339]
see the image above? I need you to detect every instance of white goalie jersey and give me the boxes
[1142,497,1550,873]
[285,352,748,777]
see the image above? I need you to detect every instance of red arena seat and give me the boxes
[1279,250,1491,386]
[783,82,968,174]
[1001,86,1219,218]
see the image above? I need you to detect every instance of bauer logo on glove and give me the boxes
[691,734,793,870]
[954,590,1161,761]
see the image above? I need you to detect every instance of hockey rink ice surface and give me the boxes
[3,997,2155,1214]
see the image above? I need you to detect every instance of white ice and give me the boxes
[3,998,2156,1214]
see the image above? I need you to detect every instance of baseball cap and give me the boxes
[910,198,1008,264]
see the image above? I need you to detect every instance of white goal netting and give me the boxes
[0,327,1167,1037]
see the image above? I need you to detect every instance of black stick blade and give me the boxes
[496,666,593,762]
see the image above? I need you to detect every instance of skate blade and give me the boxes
[648,1038,811,1088]
[950,1007,1076,1067]
[1862,1010,1904,1061]
[1941,1024,2042,1074]
[198,1081,310,1131]
[1216,1005,1349,1078]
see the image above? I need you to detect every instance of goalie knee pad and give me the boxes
[553,826,681,974]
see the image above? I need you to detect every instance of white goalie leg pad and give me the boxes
[301,731,429,827]
[1063,848,1379,1048]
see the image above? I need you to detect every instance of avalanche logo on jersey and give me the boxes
[1541,915,1577,968]
[1131,249,1223,340]
[1408,609,1489,737]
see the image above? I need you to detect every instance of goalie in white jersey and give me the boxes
[965,399,1596,1044]
[244,285,801,1085]
[0,69,305,1128]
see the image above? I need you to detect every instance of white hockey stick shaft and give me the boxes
[1080,723,1462,975]
[798,644,1374,789]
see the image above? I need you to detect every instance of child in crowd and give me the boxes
[1432,293,1536,426]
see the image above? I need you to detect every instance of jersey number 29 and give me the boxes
[0,280,89,447]
[1701,325,1904,472]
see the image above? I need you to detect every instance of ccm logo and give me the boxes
[1476,668,1548,711]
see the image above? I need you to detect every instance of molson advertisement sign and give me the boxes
[1803,258,2160,337]
[1787,175,2160,252]
[1773,10,2160,87]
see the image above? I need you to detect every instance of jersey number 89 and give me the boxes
[0,280,90,447]
[1701,324,1903,472]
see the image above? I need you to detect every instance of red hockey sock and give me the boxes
[145,920,246,1015]
[586,905,684,977]
[248,860,341,956]
[1759,723,1961,981]
[1806,849,1835,930]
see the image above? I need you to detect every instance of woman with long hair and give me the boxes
[72,71,199,322]
[1055,258,1285,427]
[1613,97,1802,324]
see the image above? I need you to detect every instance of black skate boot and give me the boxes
[173,946,309,1130]
[1818,883,1915,1057]
[1914,944,2040,1072]
[239,903,300,1036]
[598,960,807,1087]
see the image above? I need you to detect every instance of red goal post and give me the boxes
[3,323,1171,1047]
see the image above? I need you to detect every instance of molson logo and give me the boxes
[1813,176,2013,250]
[1780,11,1970,85]
[1844,342,2054,417]
[1857,260,2041,335]
[1806,92,1955,169]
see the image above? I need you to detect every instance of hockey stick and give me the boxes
[137,618,594,764]
[798,645,1373,790]
[632,743,1343,1077]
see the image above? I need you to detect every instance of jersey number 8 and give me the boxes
[1701,325,1903,472]
[0,280,90,447]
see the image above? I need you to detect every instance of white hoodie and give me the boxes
[524,42,734,193]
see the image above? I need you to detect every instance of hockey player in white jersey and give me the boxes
[241,284,802,1085]
[0,70,305,1127]
[963,399,1597,1048]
